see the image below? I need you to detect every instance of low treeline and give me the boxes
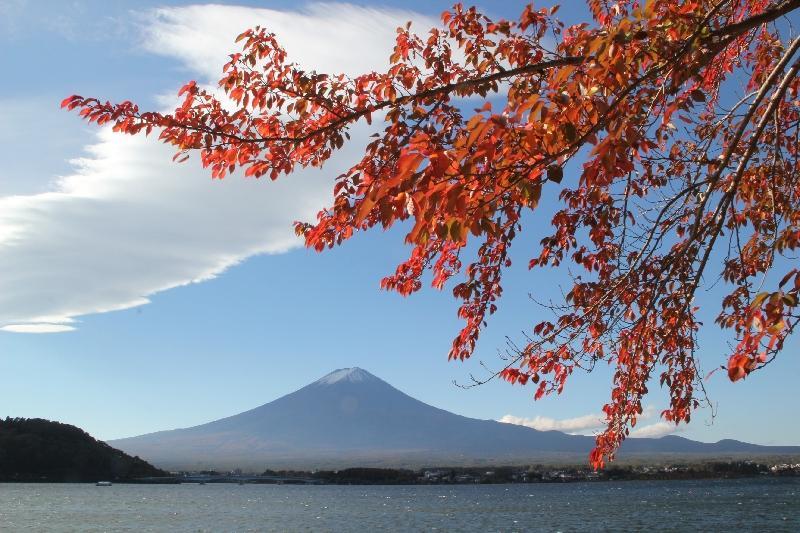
[254,461,800,485]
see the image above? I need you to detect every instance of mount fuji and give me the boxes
[108,368,800,470]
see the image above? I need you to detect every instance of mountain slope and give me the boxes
[109,368,800,469]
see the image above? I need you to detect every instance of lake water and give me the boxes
[1,478,798,531]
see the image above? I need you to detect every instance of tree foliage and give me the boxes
[64,0,800,467]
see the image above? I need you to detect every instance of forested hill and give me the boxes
[0,417,167,482]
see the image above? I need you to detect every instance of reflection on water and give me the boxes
[1,478,798,532]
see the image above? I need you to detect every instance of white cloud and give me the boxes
[1,323,75,334]
[498,413,606,435]
[139,3,436,80]
[0,128,336,329]
[629,421,680,439]
[0,97,92,196]
[499,406,663,436]
[0,3,437,333]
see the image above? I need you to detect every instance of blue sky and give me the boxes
[0,0,798,446]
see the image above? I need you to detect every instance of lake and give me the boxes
[1,478,798,531]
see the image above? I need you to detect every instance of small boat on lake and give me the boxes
[95,481,112,486]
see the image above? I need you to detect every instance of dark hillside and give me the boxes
[0,417,166,482]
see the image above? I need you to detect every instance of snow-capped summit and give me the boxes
[315,367,375,385]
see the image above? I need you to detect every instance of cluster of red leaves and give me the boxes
[63,0,800,468]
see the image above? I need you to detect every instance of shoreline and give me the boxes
[4,460,799,485]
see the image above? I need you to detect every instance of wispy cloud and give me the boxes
[0,128,335,330]
[498,413,606,434]
[0,0,130,42]
[0,97,91,196]
[630,421,680,439]
[0,0,28,39]
[499,406,666,436]
[0,3,436,333]
[1,323,75,333]
[139,3,436,80]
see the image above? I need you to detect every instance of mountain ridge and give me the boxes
[109,367,800,470]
